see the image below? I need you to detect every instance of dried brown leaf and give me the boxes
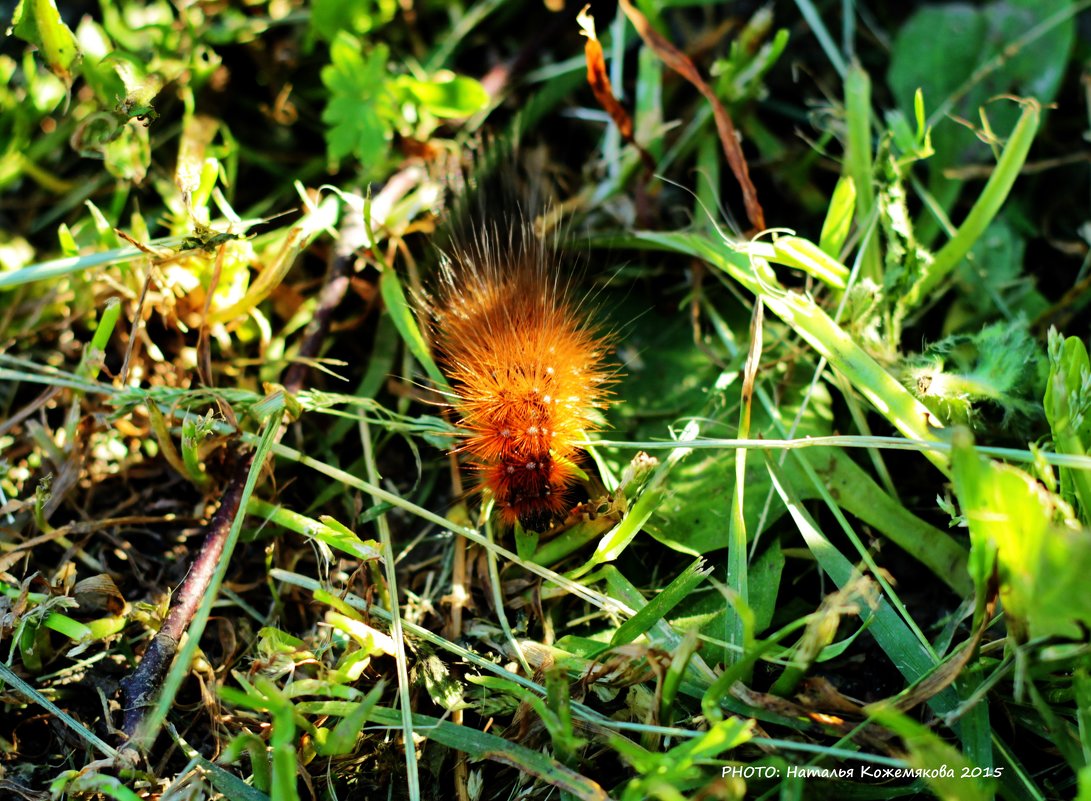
[577,7,656,174]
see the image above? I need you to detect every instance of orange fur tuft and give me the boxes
[429,218,614,531]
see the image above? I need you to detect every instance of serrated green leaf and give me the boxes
[321,36,392,167]
[901,321,1045,430]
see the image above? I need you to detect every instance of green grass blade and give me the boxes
[0,660,119,759]
[367,705,610,801]
[764,454,952,711]
[607,558,711,649]
[359,415,420,801]
[902,99,1040,310]
[844,62,882,281]
[600,230,949,469]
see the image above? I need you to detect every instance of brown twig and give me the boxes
[118,448,254,743]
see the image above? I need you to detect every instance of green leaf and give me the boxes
[887,0,1073,173]
[601,230,950,463]
[901,321,1045,430]
[11,0,81,84]
[379,265,446,387]
[219,733,273,796]
[321,35,392,168]
[868,703,993,801]
[818,176,856,258]
[102,119,151,182]
[607,558,711,648]
[616,718,753,801]
[394,75,490,118]
[950,428,1091,640]
[765,454,952,709]
[811,448,970,595]
[50,772,143,801]
[1045,330,1091,518]
[366,705,612,801]
[248,498,382,562]
[320,681,385,755]
[417,655,465,712]
[900,99,1040,311]
[310,0,397,45]
[947,217,1048,330]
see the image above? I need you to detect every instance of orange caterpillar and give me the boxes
[428,216,615,531]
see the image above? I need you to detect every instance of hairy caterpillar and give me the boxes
[426,186,615,532]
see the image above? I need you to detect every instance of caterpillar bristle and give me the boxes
[425,168,615,532]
